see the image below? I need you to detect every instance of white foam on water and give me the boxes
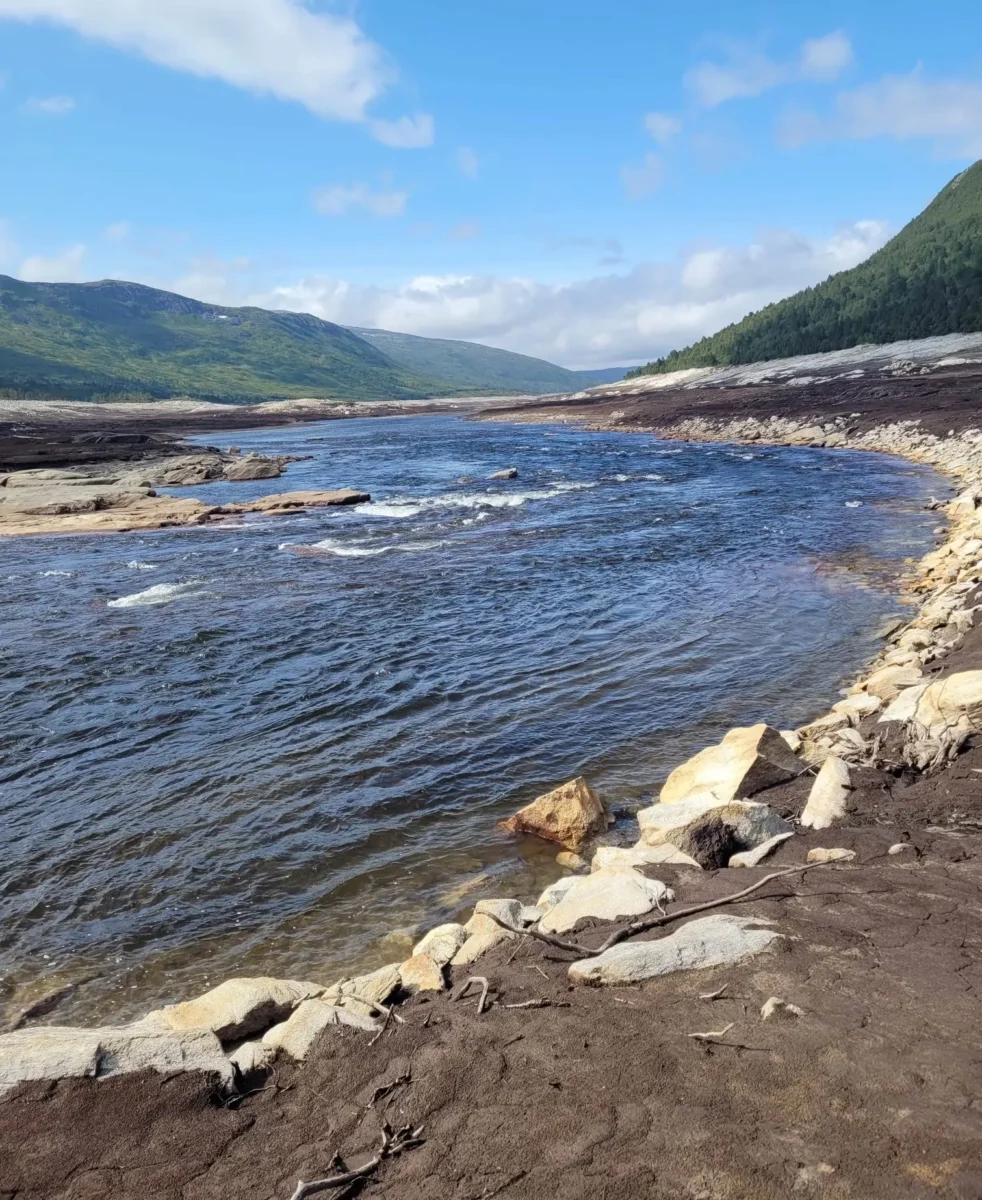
[40,570,72,577]
[642,474,665,481]
[845,501,863,508]
[309,537,450,557]
[107,581,206,608]
[362,482,595,520]
[125,561,157,570]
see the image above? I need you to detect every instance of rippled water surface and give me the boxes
[0,415,942,1022]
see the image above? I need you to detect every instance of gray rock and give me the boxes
[568,915,781,986]
[412,922,468,966]
[637,795,792,869]
[539,869,674,935]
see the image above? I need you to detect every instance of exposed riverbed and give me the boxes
[0,414,944,1025]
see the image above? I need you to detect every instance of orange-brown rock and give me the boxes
[499,776,606,849]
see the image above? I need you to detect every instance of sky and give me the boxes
[1,1,981,369]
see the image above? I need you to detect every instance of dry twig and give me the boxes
[699,984,729,1001]
[368,1070,411,1109]
[453,975,491,1014]
[688,1022,735,1042]
[288,1120,424,1200]
[502,999,570,1010]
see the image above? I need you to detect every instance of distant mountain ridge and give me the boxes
[628,160,982,378]
[0,274,625,403]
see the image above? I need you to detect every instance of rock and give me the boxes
[637,794,792,869]
[728,831,794,868]
[878,682,930,723]
[223,456,282,482]
[488,468,518,480]
[568,915,781,986]
[538,869,674,935]
[779,730,802,753]
[888,842,911,855]
[797,711,850,737]
[451,913,517,965]
[831,693,883,720]
[247,489,369,512]
[898,627,934,650]
[0,1022,231,1093]
[144,977,323,1042]
[323,965,401,1017]
[760,996,804,1020]
[860,664,923,701]
[590,843,701,872]
[262,999,376,1061]
[536,877,578,912]
[660,724,804,806]
[399,953,446,994]
[413,923,468,966]
[473,898,525,927]
[913,669,982,733]
[498,777,607,849]
[520,904,545,924]
[556,850,589,872]
[800,757,851,830]
[228,1039,275,1075]
[806,846,856,863]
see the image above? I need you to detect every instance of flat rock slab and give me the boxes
[145,977,323,1043]
[568,915,781,986]
[539,869,674,934]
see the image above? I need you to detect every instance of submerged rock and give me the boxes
[568,915,781,986]
[499,776,607,849]
[488,468,518,480]
[660,724,804,805]
[538,869,674,935]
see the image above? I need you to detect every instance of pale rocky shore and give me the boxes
[6,368,982,1196]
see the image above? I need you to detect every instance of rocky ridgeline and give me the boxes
[6,414,982,1099]
[0,450,370,535]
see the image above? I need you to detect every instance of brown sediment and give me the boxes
[5,368,982,1196]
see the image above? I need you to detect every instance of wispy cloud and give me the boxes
[368,112,435,148]
[20,243,86,281]
[643,112,682,143]
[686,31,853,108]
[312,182,408,218]
[620,152,663,199]
[21,94,76,114]
[0,0,430,144]
[780,70,982,158]
[450,221,480,241]
[103,220,132,242]
[457,146,479,179]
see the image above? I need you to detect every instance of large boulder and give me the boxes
[399,953,446,994]
[323,965,401,1018]
[144,977,322,1042]
[800,756,851,830]
[262,999,377,1061]
[568,915,781,986]
[636,795,792,869]
[450,913,517,966]
[223,456,282,482]
[412,923,468,966]
[0,1022,231,1093]
[659,724,804,806]
[498,777,607,849]
[858,664,923,701]
[538,869,674,935]
[912,670,982,734]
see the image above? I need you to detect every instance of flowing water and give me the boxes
[0,415,943,1024]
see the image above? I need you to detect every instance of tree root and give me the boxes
[288,1120,424,1199]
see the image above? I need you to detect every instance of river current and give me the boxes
[0,415,942,1023]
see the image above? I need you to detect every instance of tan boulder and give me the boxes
[144,977,322,1042]
[450,913,517,966]
[323,964,401,1018]
[262,999,376,1061]
[538,870,674,935]
[913,670,982,733]
[590,843,701,872]
[859,664,923,701]
[660,724,804,806]
[223,456,282,482]
[800,757,851,830]
[412,923,468,966]
[399,953,446,994]
[498,776,606,849]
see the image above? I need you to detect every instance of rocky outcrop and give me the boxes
[499,777,607,849]
[488,468,518,480]
[567,915,781,986]
[659,724,804,805]
[912,670,982,734]
[636,795,792,868]
[538,869,674,935]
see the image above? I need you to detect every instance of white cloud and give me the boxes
[799,32,853,82]
[103,219,131,242]
[0,0,429,143]
[21,93,75,114]
[312,182,408,218]
[207,218,889,369]
[368,112,434,148]
[643,111,682,143]
[781,71,982,157]
[450,221,480,241]
[620,152,663,199]
[20,243,86,281]
[456,145,479,179]
[686,31,852,108]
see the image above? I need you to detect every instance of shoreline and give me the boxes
[5,384,982,1195]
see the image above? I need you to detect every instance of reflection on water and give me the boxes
[0,416,942,1024]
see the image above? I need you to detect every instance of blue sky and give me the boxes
[1,0,981,367]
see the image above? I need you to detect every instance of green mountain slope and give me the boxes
[628,160,982,378]
[0,275,456,402]
[346,326,625,393]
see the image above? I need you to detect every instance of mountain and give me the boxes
[0,274,626,403]
[345,327,624,393]
[628,160,982,378]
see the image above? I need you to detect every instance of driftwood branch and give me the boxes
[453,976,490,1014]
[484,861,835,961]
[288,1121,424,1200]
